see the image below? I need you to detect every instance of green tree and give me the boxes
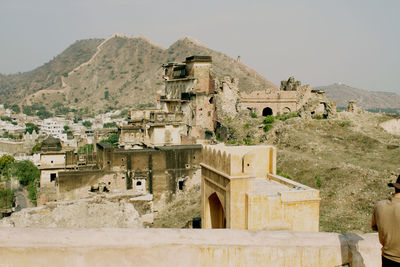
[25,123,39,134]
[0,188,14,210]
[0,155,15,175]
[31,143,41,155]
[101,133,119,147]
[11,160,40,186]
[9,160,39,205]
[9,104,20,114]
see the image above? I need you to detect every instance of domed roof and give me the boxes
[41,136,62,152]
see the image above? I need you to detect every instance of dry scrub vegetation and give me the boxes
[156,111,400,233]
[267,112,400,232]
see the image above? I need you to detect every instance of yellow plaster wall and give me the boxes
[0,228,381,267]
[201,145,319,232]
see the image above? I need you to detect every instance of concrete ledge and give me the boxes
[0,228,380,267]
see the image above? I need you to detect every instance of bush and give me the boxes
[339,121,351,127]
[103,122,117,128]
[276,112,299,121]
[0,116,11,122]
[11,160,40,187]
[244,122,250,129]
[36,109,52,120]
[78,144,94,154]
[82,121,93,128]
[250,112,257,118]
[9,160,39,206]
[312,114,324,120]
[31,143,41,154]
[25,123,39,134]
[263,116,275,124]
[315,174,322,188]
[0,155,15,175]
[0,187,14,210]
[6,104,20,114]
[245,137,252,145]
[277,169,291,179]
[101,133,119,147]
[263,124,273,132]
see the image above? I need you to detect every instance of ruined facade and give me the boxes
[37,141,201,205]
[161,56,216,139]
[118,110,185,149]
[239,77,313,116]
[201,144,320,231]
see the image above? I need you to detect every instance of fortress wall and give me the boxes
[0,228,380,267]
[0,140,27,154]
[202,145,276,176]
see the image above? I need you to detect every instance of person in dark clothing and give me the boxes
[372,175,400,266]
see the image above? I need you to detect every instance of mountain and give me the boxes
[0,35,278,113]
[0,39,104,104]
[315,83,400,111]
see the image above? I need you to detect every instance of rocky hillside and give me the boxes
[315,83,400,111]
[0,35,277,113]
[0,39,103,104]
[206,111,400,233]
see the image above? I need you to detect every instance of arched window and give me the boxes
[262,107,273,116]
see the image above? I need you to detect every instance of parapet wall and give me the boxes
[201,145,276,177]
[0,228,380,267]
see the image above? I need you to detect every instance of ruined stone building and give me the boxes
[37,55,333,210]
[201,144,320,231]
[161,56,216,139]
[118,109,185,149]
[37,139,201,205]
[239,77,313,116]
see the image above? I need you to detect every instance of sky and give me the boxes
[0,0,399,93]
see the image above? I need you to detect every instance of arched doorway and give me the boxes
[208,193,226,228]
[282,107,291,114]
[262,107,273,116]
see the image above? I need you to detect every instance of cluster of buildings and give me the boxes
[29,55,326,231]
[0,108,125,158]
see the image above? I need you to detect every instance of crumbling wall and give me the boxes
[299,92,337,119]
[0,141,27,155]
[57,170,125,201]
[347,101,363,114]
[215,77,240,121]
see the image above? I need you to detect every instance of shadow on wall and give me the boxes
[339,233,365,267]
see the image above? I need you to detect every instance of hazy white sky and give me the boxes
[0,0,399,92]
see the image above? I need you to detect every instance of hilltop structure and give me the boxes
[36,55,332,216]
